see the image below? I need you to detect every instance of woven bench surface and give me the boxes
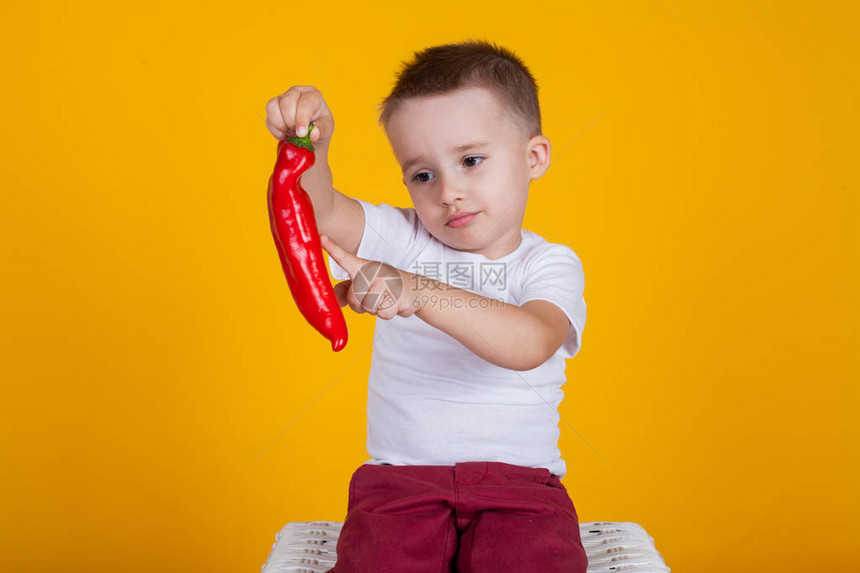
[261,520,670,572]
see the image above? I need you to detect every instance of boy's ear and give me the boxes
[527,135,551,179]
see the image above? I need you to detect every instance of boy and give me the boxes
[265,40,588,573]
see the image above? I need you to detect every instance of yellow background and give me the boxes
[1,1,857,571]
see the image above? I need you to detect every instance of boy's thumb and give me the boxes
[310,115,334,143]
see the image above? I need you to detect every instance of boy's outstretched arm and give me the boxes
[320,235,570,371]
[413,286,570,371]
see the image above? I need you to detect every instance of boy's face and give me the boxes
[386,86,550,260]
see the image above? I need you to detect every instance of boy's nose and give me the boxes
[438,176,466,206]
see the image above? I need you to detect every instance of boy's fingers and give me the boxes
[275,87,304,135]
[361,283,395,316]
[264,97,287,139]
[320,234,363,278]
[294,91,323,137]
[293,86,331,139]
[333,280,351,308]
[298,111,334,144]
[266,86,333,142]
[335,279,365,314]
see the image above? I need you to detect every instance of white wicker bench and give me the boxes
[261,520,670,572]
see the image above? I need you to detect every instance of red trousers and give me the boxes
[326,461,588,573]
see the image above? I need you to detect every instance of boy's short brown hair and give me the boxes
[377,39,542,140]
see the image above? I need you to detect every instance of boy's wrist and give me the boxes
[401,270,427,316]
[311,136,331,154]
[314,149,333,175]
[406,273,458,319]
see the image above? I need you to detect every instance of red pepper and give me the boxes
[267,122,348,351]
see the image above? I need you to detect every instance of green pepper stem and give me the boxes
[287,120,315,152]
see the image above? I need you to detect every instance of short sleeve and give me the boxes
[518,244,587,359]
[328,198,430,280]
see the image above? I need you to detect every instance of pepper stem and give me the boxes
[287,121,316,152]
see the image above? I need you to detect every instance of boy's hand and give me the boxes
[265,85,335,147]
[320,235,422,320]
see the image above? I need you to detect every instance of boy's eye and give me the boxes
[411,156,484,184]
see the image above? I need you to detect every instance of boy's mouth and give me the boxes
[447,211,480,228]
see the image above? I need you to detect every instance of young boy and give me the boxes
[265,40,588,573]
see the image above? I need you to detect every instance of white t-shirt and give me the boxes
[328,199,587,478]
